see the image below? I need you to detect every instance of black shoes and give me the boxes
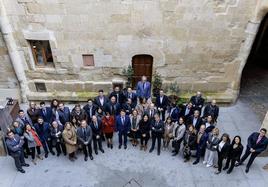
[157,151,160,156]
[193,160,199,165]
[245,167,249,173]
[111,144,113,149]
[89,155,94,160]
[226,170,232,174]
[95,151,98,155]
[100,149,105,153]
[45,153,48,158]
[223,166,228,171]
[172,152,178,156]
[51,151,55,156]
[124,145,127,149]
[18,168,25,173]
[84,156,88,162]
[57,153,61,157]
[118,145,122,149]
[22,163,30,167]
[149,149,153,153]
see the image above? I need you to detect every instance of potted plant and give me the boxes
[122,65,134,88]
[168,81,180,104]
[152,72,163,97]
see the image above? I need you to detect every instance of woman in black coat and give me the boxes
[139,114,151,151]
[223,135,243,174]
[215,133,231,174]
[183,124,197,162]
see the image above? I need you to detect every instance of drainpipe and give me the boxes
[0,0,28,102]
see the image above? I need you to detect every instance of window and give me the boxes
[35,82,47,92]
[82,54,94,66]
[29,40,54,66]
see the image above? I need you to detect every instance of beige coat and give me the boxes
[62,127,77,154]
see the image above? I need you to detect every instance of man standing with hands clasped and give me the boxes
[237,128,268,173]
[116,109,131,149]
[77,120,94,161]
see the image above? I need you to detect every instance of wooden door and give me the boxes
[132,55,153,88]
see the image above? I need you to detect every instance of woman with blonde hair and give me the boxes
[62,122,77,161]
[203,128,220,167]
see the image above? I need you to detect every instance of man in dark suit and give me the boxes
[181,102,194,122]
[149,114,164,155]
[124,87,137,107]
[94,89,109,110]
[27,102,40,125]
[90,115,104,154]
[109,86,126,105]
[40,101,53,124]
[145,103,158,122]
[104,96,121,116]
[6,131,29,173]
[16,110,32,128]
[169,102,180,122]
[193,124,208,165]
[190,91,205,113]
[115,109,131,149]
[34,117,53,158]
[57,102,70,126]
[83,99,97,124]
[77,120,94,161]
[238,128,268,173]
[122,98,135,115]
[187,110,203,131]
[136,75,151,100]
[156,89,169,121]
[203,100,219,121]
[71,104,88,127]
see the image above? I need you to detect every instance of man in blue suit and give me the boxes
[115,109,131,149]
[39,101,53,124]
[136,76,151,100]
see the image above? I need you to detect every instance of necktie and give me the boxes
[95,123,98,129]
[116,93,119,103]
[43,108,46,116]
[143,82,146,90]
[83,129,86,140]
[122,117,125,125]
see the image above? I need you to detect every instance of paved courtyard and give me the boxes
[0,100,268,187]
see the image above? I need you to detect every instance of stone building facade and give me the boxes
[0,0,267,103]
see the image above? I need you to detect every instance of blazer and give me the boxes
[94,96,109,109]
[151,120,164,135]
[6,134,24,156]
[206,133,220,151]
[184,131,197,150]
[77,126,93,145]
[39,107,53,124]
[83,104,97,123]
[34,122,51,141]
[136,81,151,99]
[124,92,137,104]
[71,109,88,126]
[15,116,32,128]
[187,115,203,131]
[104,102,121,116]
[57,107,71,126]
[173,123,186,140]
[196,131,208,150]
[228,144,243,161]
[247,132,268,153]
[115,115,131,133]
[102,116,115,134]
[50,125,64,145]
[144,108,158,119]
[129,115,141,129]
[138,120,151,135]
[217,141,230,158]
[109,91,126,104]
[190,96,205,109]
[27,108,41,124]
[90,119,103,137]
[23,131,36,148]
[180,105,194,121]
[122,103,136,115]
[168,106,180,122]
[156,95,169,111]
[203,104,219,120]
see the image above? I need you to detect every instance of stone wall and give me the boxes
[0,0,261,102]
[0,31,20,101]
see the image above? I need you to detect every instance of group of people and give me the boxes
[4,76,268,175]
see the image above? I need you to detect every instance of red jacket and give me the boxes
[102,116,115,134]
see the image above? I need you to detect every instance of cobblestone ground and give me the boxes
[0,101,268,187]
[240,66,268,122]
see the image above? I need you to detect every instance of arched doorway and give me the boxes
[240,13,268,121]
[131,54,153,88]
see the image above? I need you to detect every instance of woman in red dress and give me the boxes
[102,112,115,149]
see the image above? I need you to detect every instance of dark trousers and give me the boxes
[118,131,128,146]
[93,136,103,151]
[151,133,162,153]
[159,110,166,121]
[140,134,149,145]
[240,148,259,169]
[195,144,205,162]
[225,157,236,172]
[12,151,25,170]
[30,146,41,160]
[41,140,53,154]
[82,142,93,157]
[172,138,183,153]
[23,139,30,155]
[55,142,66,155]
